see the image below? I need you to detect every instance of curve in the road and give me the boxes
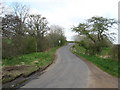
[21,43,90,88]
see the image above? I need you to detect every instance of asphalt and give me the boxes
[21,43,90,88]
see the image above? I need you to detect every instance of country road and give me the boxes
[21,43,118,88]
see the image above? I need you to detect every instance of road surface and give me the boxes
[21,43,90,88]
[21,43,118,88]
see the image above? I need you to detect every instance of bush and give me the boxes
[37,37,50,52]
[111,44,120,61]
[2,34,63,59]
[47,33,66,47]
[2,36,37,58]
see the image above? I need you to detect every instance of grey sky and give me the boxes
[3,0,119,42]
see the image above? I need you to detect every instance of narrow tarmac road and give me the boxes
[21,43,90,88]
[21,43,118,88]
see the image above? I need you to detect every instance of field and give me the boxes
[71,44,120,77]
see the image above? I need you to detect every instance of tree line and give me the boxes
[72,16,119,60]
[2,3,66,58]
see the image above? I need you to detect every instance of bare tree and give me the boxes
[12,2,29,23]
[11,2,30,35]
[2,15,23,38]
[50,25,64,35]
[0,2,4,15]
[27,14,49,52]
[27,14,48,37]
[47,25,66,47]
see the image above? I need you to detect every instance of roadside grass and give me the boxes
[71,44,120,77]
[100,48,111,55]
[2,47,59,84]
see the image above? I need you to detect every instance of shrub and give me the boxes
[111,44,120,61]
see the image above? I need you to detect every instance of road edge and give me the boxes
[2,47,61,88]
[70,47,118,88]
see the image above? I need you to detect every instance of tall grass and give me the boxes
[72,44,119,77]
[3,47,58,67]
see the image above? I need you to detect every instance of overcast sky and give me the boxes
[3,0,119,43]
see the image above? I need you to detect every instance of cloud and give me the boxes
[29,0,119,41]
[5,0,119,41]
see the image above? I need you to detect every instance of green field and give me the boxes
[2,47,59,84]
[71,44,120,77]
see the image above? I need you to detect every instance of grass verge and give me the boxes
[71,44,120,77]
[2,47,59,84]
